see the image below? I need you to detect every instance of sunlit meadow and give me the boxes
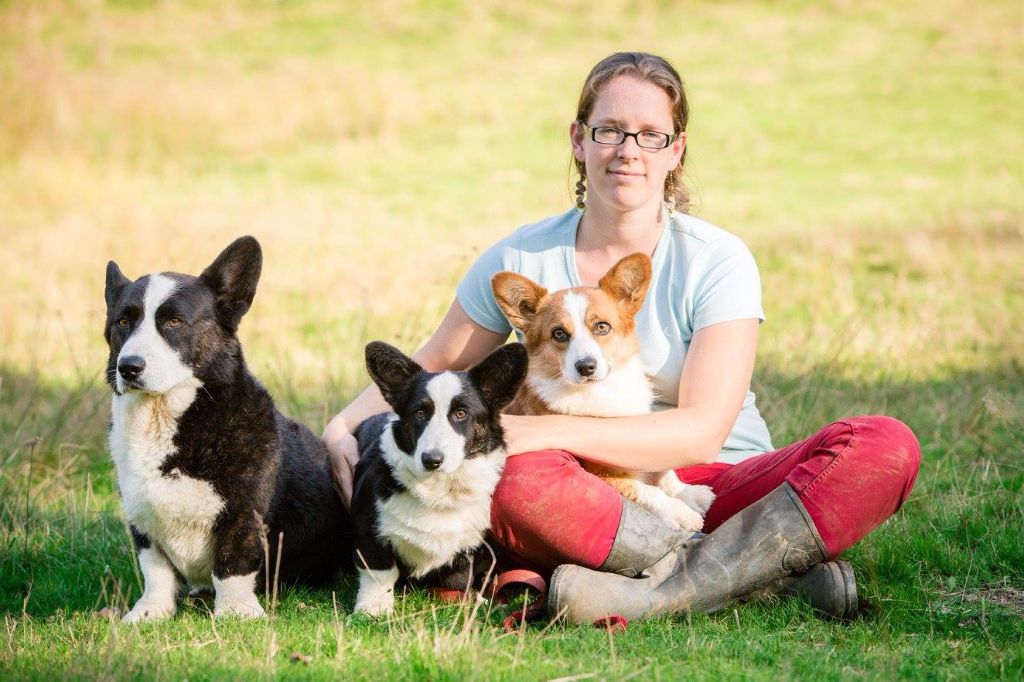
[1,1,1022,679]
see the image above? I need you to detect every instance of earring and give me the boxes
[575,178,586,210]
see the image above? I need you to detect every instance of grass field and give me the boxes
[2,0,1023,679]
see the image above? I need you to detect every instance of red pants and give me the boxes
[490,415,921,572]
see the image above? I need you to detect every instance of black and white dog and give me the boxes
[104,236,352,622]
[351,341,528,616]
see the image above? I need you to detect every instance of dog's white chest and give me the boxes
[110,386,223,587]
[377,495,491,578]
[376,451,504,578]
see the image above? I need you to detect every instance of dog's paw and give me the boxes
[122,599,176,623]
[354,599,394,617]
[665,497,705,532]
[675,484,715,516]
[354,588,395,617]
[214,594,266,619]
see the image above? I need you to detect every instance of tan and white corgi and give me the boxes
[491,253,714,532]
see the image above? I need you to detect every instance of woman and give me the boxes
[325,52,920,624]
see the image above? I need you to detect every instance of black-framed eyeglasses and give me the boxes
[579,122,678,150]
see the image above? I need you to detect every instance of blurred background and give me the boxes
[1,0,1021,462]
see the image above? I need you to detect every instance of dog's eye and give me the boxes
[451,409,468,421]
[117,318,128,329]
[166,318,183,328]
[593,321,611,336]
[552,328,569,343]
[414,409,428,421]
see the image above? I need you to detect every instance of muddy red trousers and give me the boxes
[490,415,921,572]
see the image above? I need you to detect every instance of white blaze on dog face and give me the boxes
[561,292,609,383]
[117,274,196,394]
[413,372,468,476]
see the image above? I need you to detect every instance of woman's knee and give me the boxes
[491,449,582,527]
[493,450,579,506]
[490,449,623,569]
[847,415,922,492]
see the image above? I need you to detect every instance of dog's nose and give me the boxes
[118,356,146,382]
[421,450,444,471]
[575,358,597,377]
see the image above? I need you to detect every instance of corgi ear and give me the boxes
[105,261,131,311]
[365,341,422,409]
[200,236,263,334]
[491,272,548,331]
[598,253,652,317]
[468,343,528,412]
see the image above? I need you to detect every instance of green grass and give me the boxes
[2,0,1023,679]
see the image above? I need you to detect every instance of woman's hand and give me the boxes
[326,428,360,511]
[501,413,554,456]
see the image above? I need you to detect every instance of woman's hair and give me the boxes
[573,51,690,211]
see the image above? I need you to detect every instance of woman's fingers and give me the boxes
[327,431,359,511]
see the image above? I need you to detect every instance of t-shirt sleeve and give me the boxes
[455,238,518,334]
[691,238,765,331]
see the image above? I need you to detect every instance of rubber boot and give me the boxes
[746,560,859,619]
[598,497,696,577]
[547,483,827,624]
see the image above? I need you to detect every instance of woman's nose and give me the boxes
[617,135,642,156]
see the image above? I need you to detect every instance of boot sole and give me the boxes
[833,560,859,619]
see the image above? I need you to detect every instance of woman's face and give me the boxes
[571,76,686,215]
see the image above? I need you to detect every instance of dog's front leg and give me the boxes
[212,510,266,619]
[353,532,400,617]
[630,479,707,532]
[123,527,180,623]
[653,470,716,516]
[425,548,490,595]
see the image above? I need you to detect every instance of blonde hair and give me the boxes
[573,52,690,211]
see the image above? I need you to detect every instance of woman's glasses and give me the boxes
[579,122,678,150]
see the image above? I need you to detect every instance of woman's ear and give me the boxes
[570,120,586,164]
[670,131,687,167]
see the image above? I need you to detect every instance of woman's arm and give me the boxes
[324,299,508,508]
[501,318,760,470]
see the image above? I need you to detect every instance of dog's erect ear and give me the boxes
[200,236,263,333]
[491,273,548,331]
[598,253,652,318]
[365,341,423,410]
[468,343,528,412]
[105,261,131,311]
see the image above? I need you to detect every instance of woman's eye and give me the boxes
[552,328,569,342]
[593,321,611,335]
[117,318,128,329]
[452,409,468,421]
[166,318,183,328]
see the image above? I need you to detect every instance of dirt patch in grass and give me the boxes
[947,585,1024,615]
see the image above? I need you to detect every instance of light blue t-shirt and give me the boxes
[456,206,773,464]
